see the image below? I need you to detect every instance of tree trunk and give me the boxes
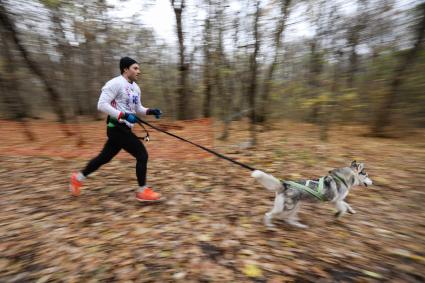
[308,40,322,123]
[72,18,85,116]
[214,4,229,126]
[373,3,425,136]
[47,5,85,145]
[171,0,189,120]
[202,2,212,118]
[347,27,359,89]
[247,0,261,146]
[82,4,100,120]
[0,0,71,136]
[258,0,291,124]
[159,61,174,118]
[0,31,28,120]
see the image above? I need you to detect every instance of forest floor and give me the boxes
[0,118,424,282]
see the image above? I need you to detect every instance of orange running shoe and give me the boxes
[69,172,83,196]
[136,187,163,202]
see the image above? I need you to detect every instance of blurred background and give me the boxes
[0,0,424,138]
[1,0,425,282]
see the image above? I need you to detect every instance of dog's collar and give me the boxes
[283,177,326,201]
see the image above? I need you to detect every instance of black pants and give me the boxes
[82,124,148,186]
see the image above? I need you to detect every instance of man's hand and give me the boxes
[147,108,162,119]
[121,112,138,123]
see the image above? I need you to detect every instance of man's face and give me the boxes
[125,63,140,82]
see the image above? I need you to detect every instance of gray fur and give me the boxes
[252,161,373,228]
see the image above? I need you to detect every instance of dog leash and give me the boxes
[135,117,339,201]
[135,117,256,172]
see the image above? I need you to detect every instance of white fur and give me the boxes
[264,193,284,227]
[252,164,371,228]
[364,177,373,186]
[251,170,283,192]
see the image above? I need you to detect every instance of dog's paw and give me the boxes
[335,211,344,218]
[347,208,356,214]
[286,220,309,229]
[264,215,275,227]
[265,224,277,231]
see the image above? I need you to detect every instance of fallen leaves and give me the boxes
[361,270,384,279]
[0,120,424,282]
[242,263,263,278]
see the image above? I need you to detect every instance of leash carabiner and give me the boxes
[138,121,150,142]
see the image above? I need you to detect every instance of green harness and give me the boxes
[283,177,326,201]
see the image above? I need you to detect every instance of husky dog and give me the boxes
[251,161,372,228]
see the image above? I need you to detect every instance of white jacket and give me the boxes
[97,75,148,127]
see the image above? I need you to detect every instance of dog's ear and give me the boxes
[357,163,365,172]
[351,160,358,168]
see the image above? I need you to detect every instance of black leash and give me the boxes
[135,117,256,172]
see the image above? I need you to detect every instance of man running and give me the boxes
[69,57,163,202]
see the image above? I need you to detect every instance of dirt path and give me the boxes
[0,119,424,282]
[0,118,214,160]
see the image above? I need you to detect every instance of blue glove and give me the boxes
[122,112,138,123]
[147,108,162,119]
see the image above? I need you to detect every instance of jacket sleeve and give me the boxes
[135,86,148,115]
[97,81,122,119]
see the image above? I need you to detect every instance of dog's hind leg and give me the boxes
[285,203,308,229]
[343,201,356,214]
[286,219,308,229]
[264,193,285,227]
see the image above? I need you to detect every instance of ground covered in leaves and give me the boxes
[0,119,424,282]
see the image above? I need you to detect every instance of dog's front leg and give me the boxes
[343,201,356,214]
[334,200,347,218]
[264,213,274,227]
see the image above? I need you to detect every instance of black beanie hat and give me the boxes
[119,57,138,74]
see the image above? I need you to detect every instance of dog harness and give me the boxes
[283,177,326,201]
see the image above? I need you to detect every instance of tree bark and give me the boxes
[308,40,322,123]
[0,29,29,120]
[247,0,261,146]
[373,3,425,135]
[171,0,189,120]
[258,0,291,124]
[202,1,212,118]
[0,0,71,135]
[81,3,100,120]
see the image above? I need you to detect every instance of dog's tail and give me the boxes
[251,170,283,192]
